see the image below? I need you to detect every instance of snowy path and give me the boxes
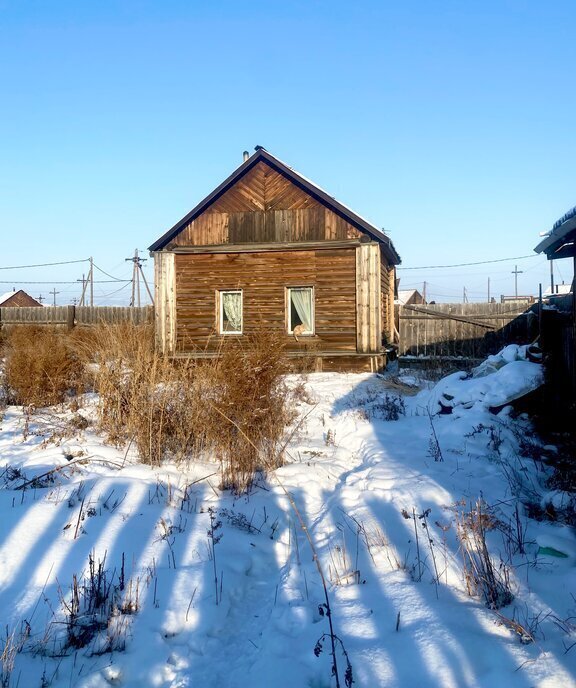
[1,368,575,687]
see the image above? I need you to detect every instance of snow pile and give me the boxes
[423,344,544,414]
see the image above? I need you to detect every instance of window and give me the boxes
[219,290,243,334]
[287,287,314,335]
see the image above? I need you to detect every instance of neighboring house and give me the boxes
[395,289,425,306]
[149,148,401,371]
[543,283,572,297]
[0,289,42,307]
[535,205,576,309]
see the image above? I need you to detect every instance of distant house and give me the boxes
[395,289,425,306]
[149,148,401,371]
[543,283,572,297]
[0,289,42,307]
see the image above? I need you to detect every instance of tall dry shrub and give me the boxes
[3,326,84,406]
[203,327,293,490]
[84,323,292,490]
[456,500,514,609]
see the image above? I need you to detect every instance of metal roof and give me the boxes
[148,148,401,264]
[535,205,576,259]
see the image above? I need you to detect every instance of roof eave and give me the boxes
[535,215,576,257]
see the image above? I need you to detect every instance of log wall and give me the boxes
[174,248,359,354]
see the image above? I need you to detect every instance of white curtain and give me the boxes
[223,292,242,331]
[290,288,312,332]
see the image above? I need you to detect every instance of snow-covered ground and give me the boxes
[1,346,575,687]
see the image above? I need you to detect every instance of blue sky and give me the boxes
[1,0,575,304]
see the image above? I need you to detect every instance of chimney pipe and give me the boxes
[242,150,249,162]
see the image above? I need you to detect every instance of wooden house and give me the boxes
[0,289,42,307]
[149,148,401,371]
[395,289,425,306]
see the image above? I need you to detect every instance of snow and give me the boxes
[424,344,544,413]
[395,289,422,305]
[0,291,17,306]
[544,284,572,296]
[0,350,575,687]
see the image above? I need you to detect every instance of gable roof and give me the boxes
[535,204,576,259]
[0,289,42,307]
[149,148,401,264]
[395,289,424,305]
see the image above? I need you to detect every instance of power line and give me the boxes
[397,253,538,270]
[0,258,89,271]
[92,262,130,282]
[95,282,132,300]
[0,280,130,285]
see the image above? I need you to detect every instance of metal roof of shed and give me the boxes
[535,205,576,259]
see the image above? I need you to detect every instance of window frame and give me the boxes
[218,289,243,335]
[286,286,315,336]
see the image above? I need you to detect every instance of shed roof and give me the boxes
[149,148,401,264]
[535,205,576,259]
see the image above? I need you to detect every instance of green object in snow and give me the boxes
[537,546,569,558]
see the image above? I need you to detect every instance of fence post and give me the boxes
[67,305,76,330]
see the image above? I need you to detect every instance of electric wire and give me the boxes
[92,262,130,282]
[94,281,132,300]
[0,258,89,270]
[397,254,538,270]
[0,280,130,285]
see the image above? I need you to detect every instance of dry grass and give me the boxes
[81,323,292,491]
[2,326,85,406]
[456,500,514,609]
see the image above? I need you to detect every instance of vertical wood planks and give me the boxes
[154,251,176,354]
[356,243,381,353]
[396,302,536,357]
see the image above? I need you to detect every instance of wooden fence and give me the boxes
[396,302,538,358]
[0,305,154,329]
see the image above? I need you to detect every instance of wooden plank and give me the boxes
[167,161,373,248]
[403,304,497,329]
[153,251,176,354]
[172,239,365,254]
[0,306,153,327]
[396,302,533,357]
[355,243,381,354]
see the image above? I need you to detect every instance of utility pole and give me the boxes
[77,273,87,306]
[125,249,154,307]
[36,294,44,304]
[50,288,60,306]
[71,297,78,306]
[89,257,94,307]
[511,264,523,298]
[487,277,490,303]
